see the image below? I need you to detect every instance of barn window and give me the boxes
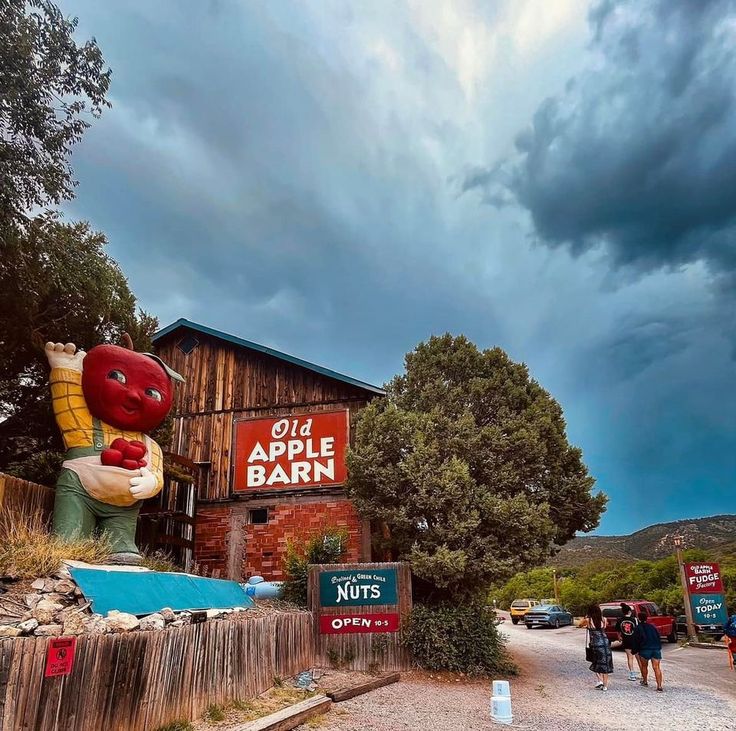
[249,508,268,524]
[177,335,199,355]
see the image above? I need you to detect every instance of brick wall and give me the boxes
[243,499,362,580]
[194,505,232,577]
[193,497,363,581]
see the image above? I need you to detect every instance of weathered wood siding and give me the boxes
[0,474,54,525]
[155,332,375,501]
[307,562,412,672]
[0,612,314,731]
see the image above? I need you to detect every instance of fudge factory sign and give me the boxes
[684,563,724,594]
[233,410,348,492]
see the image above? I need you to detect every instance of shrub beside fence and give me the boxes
[0,611,315,731]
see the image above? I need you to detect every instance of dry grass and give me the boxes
[140,549,182,573]
[194,687,317,728]
[153,722,194,731]
[0,512,111,579]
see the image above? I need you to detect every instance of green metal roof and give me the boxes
[153,318,386,396]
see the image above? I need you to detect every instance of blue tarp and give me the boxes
[70,567,255,617]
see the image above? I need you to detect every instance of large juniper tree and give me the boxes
[346,334,606,600]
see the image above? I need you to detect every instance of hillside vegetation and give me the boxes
[491,547,736,616]
[550,515,736,568]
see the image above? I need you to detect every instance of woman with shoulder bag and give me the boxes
[582,604,613,690]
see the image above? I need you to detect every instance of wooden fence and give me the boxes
[0,473,54,525]
[308,562,412,672]
[0,611,314,731]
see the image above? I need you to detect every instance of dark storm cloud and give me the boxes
[61,0,500,383]
[464,0,736,277]
[56,0,736,534]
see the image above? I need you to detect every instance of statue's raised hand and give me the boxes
[45,342,86,371]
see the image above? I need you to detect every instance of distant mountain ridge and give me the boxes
[551,515,736,568]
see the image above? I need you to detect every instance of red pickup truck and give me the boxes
[599,601,677,644]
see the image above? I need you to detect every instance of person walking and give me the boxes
[633,611,664,691]
[721,614,736,671]
[583,604,613,691]
[616,603,639,681]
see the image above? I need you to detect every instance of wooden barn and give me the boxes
[150,319,385,581]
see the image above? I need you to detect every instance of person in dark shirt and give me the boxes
[615,603,639,681]
[633,611,664,691]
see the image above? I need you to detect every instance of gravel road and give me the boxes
[303,615,736,730]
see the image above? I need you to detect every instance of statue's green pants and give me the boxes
[52,468,142,555]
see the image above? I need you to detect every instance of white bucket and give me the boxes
[492,680,511,697]
[491,694,513,725]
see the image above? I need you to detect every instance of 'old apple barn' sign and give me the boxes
[233,411,349,492]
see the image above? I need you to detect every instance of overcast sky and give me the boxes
[58,0,736,536]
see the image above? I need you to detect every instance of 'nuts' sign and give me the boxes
[319,569,398,607]
[233,411,348,492]
[684,563,724,594]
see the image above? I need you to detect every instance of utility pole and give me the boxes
[674,535,697,642]
[552,569,560,605]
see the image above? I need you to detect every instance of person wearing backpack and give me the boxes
[633,611,664,691]
[616,603,639,681]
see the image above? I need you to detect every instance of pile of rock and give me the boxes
[0,569,249,638]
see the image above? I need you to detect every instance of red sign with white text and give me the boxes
[44,637,77,677]
[685,563,724,594]
[319,612,401,635]
[233,411,348,492]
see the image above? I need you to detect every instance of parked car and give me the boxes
[675,615,724,638]
[510,599,539,624]
[525,604,574,629]
[599,601,677,644]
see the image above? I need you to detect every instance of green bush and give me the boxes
[282,527,348,606]
[403,602,517,676]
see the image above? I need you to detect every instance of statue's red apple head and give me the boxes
[82,344,174,432]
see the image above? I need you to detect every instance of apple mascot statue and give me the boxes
[45,335,184,564]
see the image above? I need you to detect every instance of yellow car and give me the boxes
[510,599,539,624]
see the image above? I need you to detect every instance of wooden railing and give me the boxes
[137,452,198,570]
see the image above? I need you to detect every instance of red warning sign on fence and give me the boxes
[44,637,77,677]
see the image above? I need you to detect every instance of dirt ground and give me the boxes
[300,616,736,730]
[193,668,379,730]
